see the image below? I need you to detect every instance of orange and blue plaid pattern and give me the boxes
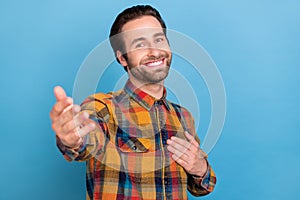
[57,80,216,199]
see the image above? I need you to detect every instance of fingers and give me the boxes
[166,132,199,164]
[54,86,67,101]
[54,110,96,148]
[167,144,190,161]
[61,111,89,133]
[77,121,96,138]
[171,153,189,167]
[167,139,192,160]
[184,132,207,159]
[167,138,190,154]
[167,134,198,153]
[184,131,199,147]
[58,104,81,126]
[167,132,209,175]
[61,111,95,137]
[50,97,74,120]
[50,86,73,120]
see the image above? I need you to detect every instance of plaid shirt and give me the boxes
[57,80,216,200]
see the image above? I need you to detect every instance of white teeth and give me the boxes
[146,60,163,67]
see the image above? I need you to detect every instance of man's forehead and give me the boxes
[120,27,165,40]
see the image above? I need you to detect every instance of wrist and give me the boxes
[195,158,208,177]
[64,141,83,151]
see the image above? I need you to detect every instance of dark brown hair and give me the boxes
[109,5,167,66]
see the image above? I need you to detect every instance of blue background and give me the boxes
[1,0,299,199]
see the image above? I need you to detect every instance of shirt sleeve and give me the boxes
[180,109,217,196]
[187,160,217,196]
[56,95,110,162]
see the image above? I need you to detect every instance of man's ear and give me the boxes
[116,50,128,67]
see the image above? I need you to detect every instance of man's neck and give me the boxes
[130,79,164,99]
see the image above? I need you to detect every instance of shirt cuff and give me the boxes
[56,136,85,161]
[191,159,213,191]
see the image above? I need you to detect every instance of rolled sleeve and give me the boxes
[56,136,86,161]
[187,162,217,196]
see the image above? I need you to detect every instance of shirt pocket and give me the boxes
[117,136,153,153]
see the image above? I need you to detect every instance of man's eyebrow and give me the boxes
[153,32,165,38]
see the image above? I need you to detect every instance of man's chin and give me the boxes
[148,72,169,84]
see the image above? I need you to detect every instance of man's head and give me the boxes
[109,5,172,85]
[109,5,167,64]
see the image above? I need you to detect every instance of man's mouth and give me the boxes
[144,58,165,67]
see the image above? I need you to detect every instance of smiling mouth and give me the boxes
[144,58,165,67]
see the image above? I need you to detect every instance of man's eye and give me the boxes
[155,38,164,43]
[135,43,145,48]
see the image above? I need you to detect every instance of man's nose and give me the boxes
[146,45,162,57]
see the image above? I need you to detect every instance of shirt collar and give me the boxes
[124,80,171,111]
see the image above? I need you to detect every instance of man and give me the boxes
[50,5,216,200]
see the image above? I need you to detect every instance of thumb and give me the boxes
[54,86,67,101]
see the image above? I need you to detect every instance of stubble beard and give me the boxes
[127,56,172,85]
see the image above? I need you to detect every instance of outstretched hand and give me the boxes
[50,86,95,149]
[167,131,208,177]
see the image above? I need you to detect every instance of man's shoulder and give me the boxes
[91,92,114,101]
[81,90,124,112]
[167,100,190,112]
[167,99,194,118]
[83,89,123,103]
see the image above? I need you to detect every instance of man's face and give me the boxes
[118,16,172,85]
